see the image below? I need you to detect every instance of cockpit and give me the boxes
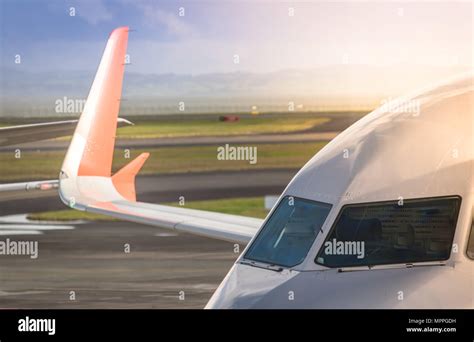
[243,195,461,269]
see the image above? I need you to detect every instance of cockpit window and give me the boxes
[244,196,332,268]
[316,196,461,268]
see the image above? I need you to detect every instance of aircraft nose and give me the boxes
[205,263,300,309]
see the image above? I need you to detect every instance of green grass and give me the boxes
[0,142,328,181]
[168,196,268,218]
[116,117,330,139]
[27,210,119,222]
[27,196,268,222]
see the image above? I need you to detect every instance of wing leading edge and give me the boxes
[58,27,263,244]
[0,118,132,147]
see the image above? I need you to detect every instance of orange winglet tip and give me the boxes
[76,27,129,177]
[112,152,149,202]
[110,26,129,37]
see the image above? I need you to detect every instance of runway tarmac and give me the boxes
[0,220,238,308]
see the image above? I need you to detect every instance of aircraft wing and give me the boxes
[83,201,262,244]
[0,117,132,147]
[58,27,264,244]
[0,180,59,203]
[0,179,58,192]
[0,117,132,196]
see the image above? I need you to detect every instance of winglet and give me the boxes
[112,153,149,201]
[62,26,129,179]
[59,27,150,207]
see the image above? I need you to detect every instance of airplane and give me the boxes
[5,26,474,308]
[0,117,132,193]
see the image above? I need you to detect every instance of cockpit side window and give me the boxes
[244,196,332,268]
[315,196,461,268]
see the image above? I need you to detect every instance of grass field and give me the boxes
[28,210,121,222]
[0,141,327,181]
[27,196,268,221]
[112,117,330,139]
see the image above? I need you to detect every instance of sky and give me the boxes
[0,0,472,115]
[1,0,472,74]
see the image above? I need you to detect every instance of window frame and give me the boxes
[314,195,462,268]
[243,195,333,268]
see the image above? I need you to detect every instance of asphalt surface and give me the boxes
[0,220,238,308]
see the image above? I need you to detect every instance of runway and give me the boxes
[0,220,237,308]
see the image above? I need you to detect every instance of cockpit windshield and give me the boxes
[316,196,461,267]
[244,196,332,268]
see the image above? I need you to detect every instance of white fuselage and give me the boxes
[207,74,474,309]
